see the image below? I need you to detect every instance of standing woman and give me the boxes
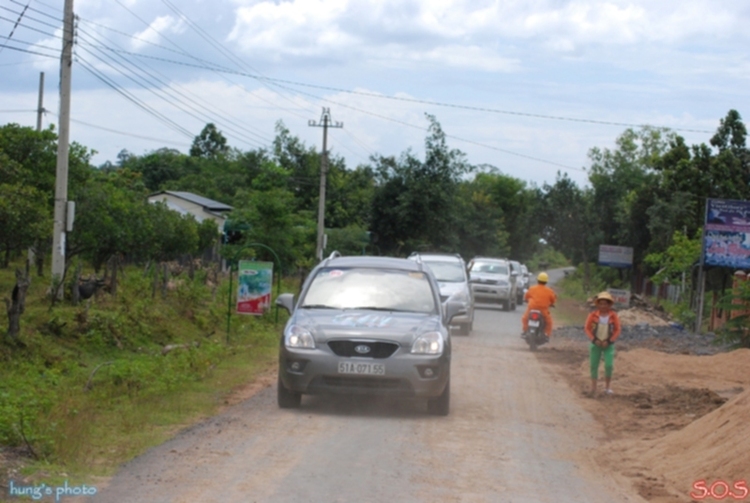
[584,291,622,396]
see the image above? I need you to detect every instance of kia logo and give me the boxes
[354,345,371,354]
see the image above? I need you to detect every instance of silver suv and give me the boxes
[275,254,465,415]
[467,257,518,311]
[408,253,474,335]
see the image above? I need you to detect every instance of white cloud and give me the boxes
[227,0,746,69]
[131,15,186,51]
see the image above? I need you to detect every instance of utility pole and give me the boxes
[29,72,45,270]
[308,108,343,261]
[51,0,74,296]
[36,72,45,131]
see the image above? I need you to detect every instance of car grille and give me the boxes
[475,279,498,285]
[327,341,399,359]
[321,376,404,389]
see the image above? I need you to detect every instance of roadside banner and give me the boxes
[598,245,633,268]
[237,261,273,315]
[607,288,630,309]
[703,198,750,268]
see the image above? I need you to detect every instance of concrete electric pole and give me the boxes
[36,72,45,132]
[29,72,45,269]
[51,0,74,295]
[308,108,343,261]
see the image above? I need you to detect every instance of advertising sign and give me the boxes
[237,261,273,315]
[704,198,750,269]
[607,288,630,309]
[598,245,634,268]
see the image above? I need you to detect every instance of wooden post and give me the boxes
[5,269,31,338]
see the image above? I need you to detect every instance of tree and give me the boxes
[0,184,50,267]
[190,123,229,159]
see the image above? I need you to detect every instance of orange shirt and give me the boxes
[525,284,557,310]
[584,310,622,342]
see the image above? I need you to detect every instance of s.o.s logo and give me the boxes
[691,480,748,500]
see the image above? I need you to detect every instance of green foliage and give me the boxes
[715,280,750,348]
[644,230,701,284]
[190,123,229,159]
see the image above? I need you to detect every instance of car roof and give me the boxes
[408,252,464,262]
[470,257,510,264]
[323,255,425,272]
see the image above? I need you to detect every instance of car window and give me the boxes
[423,261,466,283]
[301,267,437,313]
[470,261,509,275]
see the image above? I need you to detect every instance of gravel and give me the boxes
[552,324,731,355]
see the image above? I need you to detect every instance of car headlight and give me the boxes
[285,324,315,349]
[411,331,444,355]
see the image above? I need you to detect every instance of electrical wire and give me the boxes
[0,41,56,58]
[0,0,30,54]
[8,0,61,22]
[46,111,189,147]
[108,0,311,121]
[76,27,272,147]
[76,54,195,139]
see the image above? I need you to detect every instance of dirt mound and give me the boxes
[617,308,670,326]
[614,348,750,392]
[638,388,750,498]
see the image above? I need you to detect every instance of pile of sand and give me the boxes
[613,348,750,391]
[617,308,670,327]
[638,388,750,493]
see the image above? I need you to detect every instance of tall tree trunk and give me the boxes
[5,269,31,338]
[71,263,82,305]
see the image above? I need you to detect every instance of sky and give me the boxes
[1,0,748,187]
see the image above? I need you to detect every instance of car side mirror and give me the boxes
[276,293,295,314]
[444,300,467,326]
[511,271,518,277]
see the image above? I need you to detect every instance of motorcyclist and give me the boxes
[521,272,557,339]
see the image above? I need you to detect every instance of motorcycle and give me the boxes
[524,309,549,351]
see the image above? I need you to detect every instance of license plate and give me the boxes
[338,362,386,375]
[528,320,540,327]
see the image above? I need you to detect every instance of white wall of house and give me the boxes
[147,193,226,228]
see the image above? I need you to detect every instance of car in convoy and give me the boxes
[275,253,465,415]
[408,252,474,335]
[519,263,531,301]
[467,257,518,311]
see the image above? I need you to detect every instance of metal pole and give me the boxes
[226,262,234,342]
[51,0,74,295]
[695,199,709,333]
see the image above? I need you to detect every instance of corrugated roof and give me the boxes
[152,191,233,211]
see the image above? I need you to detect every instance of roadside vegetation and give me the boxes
[0,260,286,481]
[2,108,750,478]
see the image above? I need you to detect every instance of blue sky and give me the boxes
[1,0,748,186]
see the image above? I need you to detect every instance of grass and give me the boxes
[0,259,290,484]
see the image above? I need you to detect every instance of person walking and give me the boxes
[522,272,557,339]
[584,291,622,397]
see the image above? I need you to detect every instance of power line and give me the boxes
[72,43,712,135]
[0,5,60,32]
[0,0,31,54]
[76,54,195,139]
[0,109,35,113]
[76,27,272,147]
[108,0,311,122]
[0,14,58,39]
[8,0,61,22]
[46,111,189,147]
[0,42,56,58]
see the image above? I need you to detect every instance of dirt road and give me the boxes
[90,271,643,503]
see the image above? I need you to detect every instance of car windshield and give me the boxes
[423,261,466,283]
[301,267,437,313]
[471,261,509,275]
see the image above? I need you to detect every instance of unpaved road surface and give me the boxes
[91,271,643,503]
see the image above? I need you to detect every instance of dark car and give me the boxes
[275,254,466,415]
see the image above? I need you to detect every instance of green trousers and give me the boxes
[589,343,615,379]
